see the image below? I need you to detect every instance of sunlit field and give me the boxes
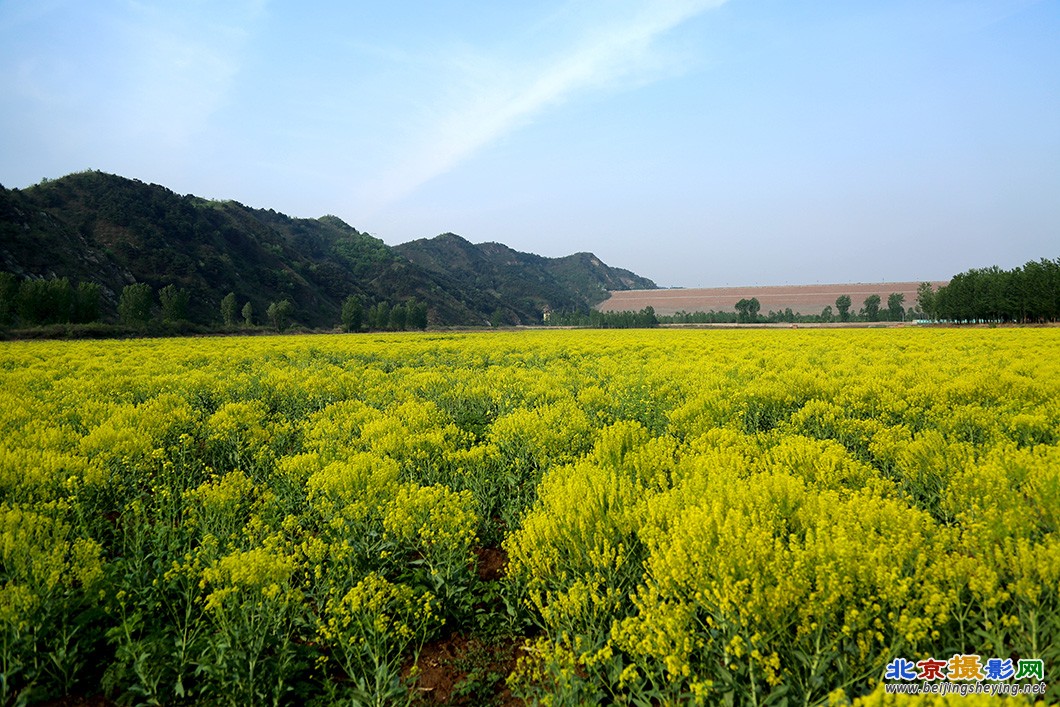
[1,329,1057,705]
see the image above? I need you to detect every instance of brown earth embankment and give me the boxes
[597,281,948,316]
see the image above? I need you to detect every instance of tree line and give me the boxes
[659,257,1059,326]
[547,294,916,328]
[215,290,428,332]
[917,258,1060,323]
[338,295,428,332]
[0,273,102,326]
[661,292,915,325]
[4,256,1055,335]
[0,273,428,334]
[544,307,659,328]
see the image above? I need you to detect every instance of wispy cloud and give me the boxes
[365,0,728,209]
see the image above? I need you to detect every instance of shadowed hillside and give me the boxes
[395,234,656,325]
[0,171,656,329]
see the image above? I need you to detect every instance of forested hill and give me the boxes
[0,171,656,328]
[394,234,655,322]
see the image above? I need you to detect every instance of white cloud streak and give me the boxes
[365,0,728,209]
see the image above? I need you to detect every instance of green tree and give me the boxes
[408,300,428,330]
[735,298,751,323]
[934,258,1060,324]
[368,302,390,330]
[1018,258,1060,323]
[159,284,190,323]
[887,292,905,321]
[72,282,101,323]
[0,273,20,325]
[390,302,408,330]
[835,295,852,322]
[341,295,363,332]
[748,297,761,322]
[820,305,834,323]
[119,283,154,327]
[242,301,254,326]
[221,292,239,327]
[862,294,881,322]
[18,277,73,325]
[916,283,937,321]
[266,299,293,332]
[733,296,758,324]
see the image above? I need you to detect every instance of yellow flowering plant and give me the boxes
[0,329,1056,704]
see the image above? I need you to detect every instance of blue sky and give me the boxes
[1,0,1057,287]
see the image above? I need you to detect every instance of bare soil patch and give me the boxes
[38,696,113,707]
[475,546,508,582]
[410,545,525,705]
[411,634,525,706]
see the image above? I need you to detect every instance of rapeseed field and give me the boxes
[1,329,1056,705]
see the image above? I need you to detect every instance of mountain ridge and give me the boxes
[0,170,656,328]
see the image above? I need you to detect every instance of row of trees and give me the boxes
[553,293,917,328]
[917,258,1060,323]
[8,256,1053,334]
[0,275,195,330]
[0,274,102,326]
[340,295,429,332]
[663,310,740,324]
[0,272,430,334]
[544,307,659,328]
[117,283,193,326]
[219,292,297,332]
[220,292,429,333]
[660,257,1058,326]
[663,293,914,325]
[835,292,910,322]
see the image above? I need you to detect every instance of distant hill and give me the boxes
[395,234,655,324]
[0,171,656,328]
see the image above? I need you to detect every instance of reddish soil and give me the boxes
[38,696,113,707]
[597,281,948,316]
[413,634,476,704]
[410,545,525,706]
[411,633,525,706]
[475,546,508,582]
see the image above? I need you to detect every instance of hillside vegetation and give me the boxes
[0,171,655,332]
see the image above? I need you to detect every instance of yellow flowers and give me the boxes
[382,484,477,562]
[322,571,436,650]
[201,542,299,612]
[0,328,1057,704]
[0,504,104,593]
[0,582,37,633]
